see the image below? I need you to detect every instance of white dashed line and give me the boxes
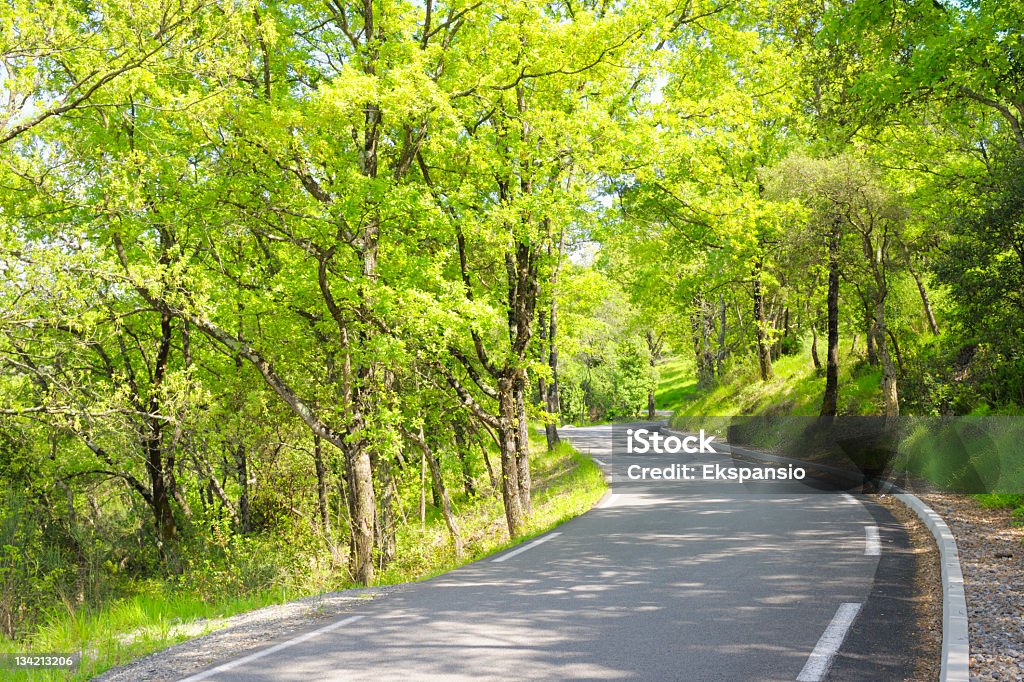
[796,602,863,681]
[178,615,364,682]
[864,525,881,556]
[492,532,562,563]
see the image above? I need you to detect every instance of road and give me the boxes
[178,422,923,681]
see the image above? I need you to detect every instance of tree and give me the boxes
[769,154,905,416]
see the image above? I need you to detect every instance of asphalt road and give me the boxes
[178,422,921,681]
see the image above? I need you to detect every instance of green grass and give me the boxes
[650,358,700,410]
[974,493,1024,524]
[655,335,884,418]
[0,589,295,681]
[0,435,606,682]
[376,434,606,585]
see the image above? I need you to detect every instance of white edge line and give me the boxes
[178,615,364,682]
[864,525,881,556]
[796,602,863,682]
[593,458,607,466]
[597,493,617,509]
[492,532,561,563]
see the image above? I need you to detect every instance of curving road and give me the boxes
[177,422,923,682]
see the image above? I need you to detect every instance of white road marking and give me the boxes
[492,532,561,563]
[178,615,364,682]
[796,602,863,682]
[839,493,858,505]
[593,458,607,466]
[597,493,618,509]
[864,525,881,556]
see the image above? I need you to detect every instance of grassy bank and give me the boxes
[0,435,605,681]
[656,336,883,418]
[657,339,1024,518]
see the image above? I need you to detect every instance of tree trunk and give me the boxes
[350,11,382,584]
[811,320,821,370]
[875,302,900,417]
[497,377,524,537]
[417,426,463,556]
[418,444,426,526]
[346,442,376,585]
[145,436,178,556]
[820,219,841,417]
[752,262,774,381]
[537,309,552,449]
[544,297,561,450]
[716,295,727,376]
[866,324,879,365]
[646,330,664,419]
[691,305,715,388]
[313,436,332,537]
[198,450,238,526]
[453,421,477,497]
[513,368,532,516]
[372,450,396,570]
[468,421,499,492]
[902,243,939,334]
[887,327,905,376]
[145,312,178,558]
[232,337,250,532]
[336,466,352,550]
[913,267,940,335]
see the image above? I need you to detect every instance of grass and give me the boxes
[376,435,606,585]
[0,589,294,681]
[653,336,888,463]
[0,434,606,681]
[656,339,1024,505]
[974,494,1024,524]
[655,335,884,418]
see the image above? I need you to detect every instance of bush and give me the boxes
[778,334,802,357]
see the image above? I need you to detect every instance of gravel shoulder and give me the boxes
[92,586,401,682]
[916,492,1024,682]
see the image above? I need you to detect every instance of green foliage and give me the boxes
[2,0,1024,674]
[555,269,657,422]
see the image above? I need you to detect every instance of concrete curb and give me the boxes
[890,490,971,682]
[663,426,970,681]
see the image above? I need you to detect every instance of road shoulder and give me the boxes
[827,495,942,681]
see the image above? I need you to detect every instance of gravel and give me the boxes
[916,492,1024,682]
